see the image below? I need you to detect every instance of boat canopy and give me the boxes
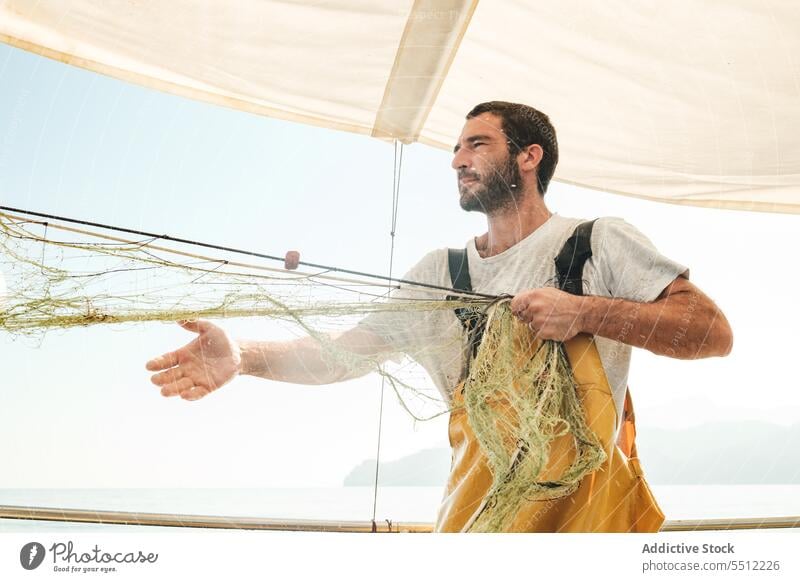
[1,0,798,213]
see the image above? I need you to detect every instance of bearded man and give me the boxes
[146,101,733,531]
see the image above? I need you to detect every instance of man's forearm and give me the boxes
[579,287,733,359]
[238,327,391,385]
[238,336,349,385]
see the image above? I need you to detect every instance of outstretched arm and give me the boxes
[146,321,391,401]
[238,327,391,384]
[510,275,733,359]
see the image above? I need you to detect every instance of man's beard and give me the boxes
[458,155,523,214]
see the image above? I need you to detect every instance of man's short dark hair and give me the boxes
[466,101,558,194]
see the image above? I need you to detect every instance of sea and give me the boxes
[2,485,800,532]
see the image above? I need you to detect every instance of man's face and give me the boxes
[452,113,522,214]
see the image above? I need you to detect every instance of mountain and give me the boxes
[344,422,800,486]
[636,421,800,484]
[343,448,450,486]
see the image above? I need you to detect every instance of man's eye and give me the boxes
[473,142,486,148]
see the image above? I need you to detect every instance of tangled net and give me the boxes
[461,303,607,532]
[0,210,605,531]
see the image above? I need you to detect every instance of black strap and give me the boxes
[446,219,597,376]
[446,249,488,365]
[448,248,472,294]
[447,218,597,302]
[554,219,597,296]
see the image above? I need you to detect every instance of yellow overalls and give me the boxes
[435,328,665,533]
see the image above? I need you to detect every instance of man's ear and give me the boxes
[518,143,544,173]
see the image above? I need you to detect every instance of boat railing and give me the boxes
[1,505,799,532]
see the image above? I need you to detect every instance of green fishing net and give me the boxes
[0,210,605,531]
[460,302,607,532]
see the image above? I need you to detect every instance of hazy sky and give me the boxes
[1,42,798,491]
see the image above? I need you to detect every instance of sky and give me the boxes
[1,41,799,493]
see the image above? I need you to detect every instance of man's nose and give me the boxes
[451,147,470,170]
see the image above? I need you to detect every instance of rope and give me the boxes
[371,141,404,529]
[0,205,498,300]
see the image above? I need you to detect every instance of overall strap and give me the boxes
[552,218,639,459]
[447,218,600,355]
[446,249,487,373]
[448,248,472,294]
[554,219,597,294]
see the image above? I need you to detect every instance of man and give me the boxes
[147,101,733,531]
[147,101,732,429]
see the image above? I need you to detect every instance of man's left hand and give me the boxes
[509,287,588,341]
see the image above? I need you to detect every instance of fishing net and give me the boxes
[0,210,605,531]
[460,303,607,532]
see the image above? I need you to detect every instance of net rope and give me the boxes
[460,302,607,532]
[0,209,605,531]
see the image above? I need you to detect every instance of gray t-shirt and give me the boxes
[359,214,689,431]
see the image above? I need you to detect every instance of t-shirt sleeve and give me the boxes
[591,217,689,303]
[355,249,449,357]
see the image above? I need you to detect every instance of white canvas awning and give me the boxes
[1,0,798,213]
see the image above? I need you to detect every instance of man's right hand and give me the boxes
[146,320,241,401]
